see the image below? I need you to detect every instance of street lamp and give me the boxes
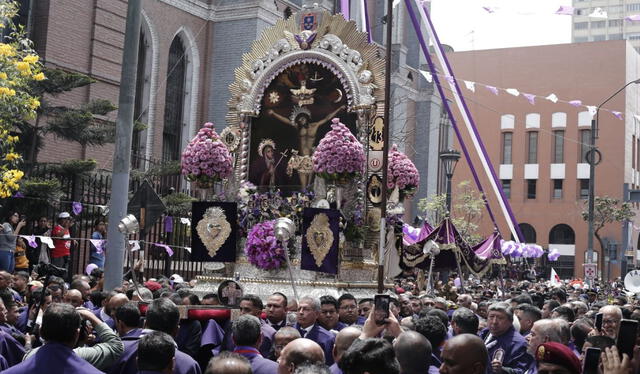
[587,78,640,279]
[440,148,461,213]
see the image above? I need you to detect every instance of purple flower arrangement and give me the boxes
[387,144,420,193]
[312,118,365,182]
[244,220,287,270]
[181,122,233,187]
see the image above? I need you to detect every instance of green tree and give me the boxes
[418,180,486,246]
[0,1,44,197]
[581,196,635,276]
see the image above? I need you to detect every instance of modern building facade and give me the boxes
[572,0,640,50]
[447,40,640,279]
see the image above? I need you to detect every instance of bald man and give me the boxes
[64,289,84,308]
[440,334,488,374]
[277,338,325,374]
[330,326,361,374]
[205,352,252,374]
[394,331,432,374]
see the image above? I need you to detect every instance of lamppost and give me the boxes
[587,79,640,280]
[439,148,463,292]
[440,149,461,213]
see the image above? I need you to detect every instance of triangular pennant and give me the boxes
[419,69,433,83]
[506,88,520,97]
[523,93,536,105]
[464,80,475,92]
[588,7,608,18]
[485,85,499,95]
[546,93,559,103]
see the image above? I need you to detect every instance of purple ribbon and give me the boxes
[72,201,83,215]
[155,243,174,257]
[164,216,174,233]
[611,111,623,120]
[25,235,37,248]
[13,192,24,198]
[340,0,350,20]
[523,93,536,105]
[568,100,582,107]
[89,239,106,254]
[485,85,499,95]
[405,0,524,242]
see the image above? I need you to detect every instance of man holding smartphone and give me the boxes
[598,306,622,340]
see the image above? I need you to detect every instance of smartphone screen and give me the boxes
[616,319,638,358]
[583,347,601,374]
[374,294,390,325]
[595,313,603,332]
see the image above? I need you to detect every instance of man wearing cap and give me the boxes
[51,212,73,277]
[480,302,532,374]
[534,342,580,374]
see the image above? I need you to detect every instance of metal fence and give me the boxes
[21,164,204,281]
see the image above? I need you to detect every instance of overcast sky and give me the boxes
[429,0,573,51]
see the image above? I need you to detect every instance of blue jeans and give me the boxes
[0,251,15,273]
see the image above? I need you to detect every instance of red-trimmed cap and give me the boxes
[535,342,581,374]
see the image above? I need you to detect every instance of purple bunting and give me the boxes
[626,14,640,21]
[72,201,82,215]
[568,100,582,107]
[164,216,174,233]
[13,192,23,198]
[485,85,499,95]
[24,235,37,248]
[482,6,496,13]
[155,243,174,257]
[340,0,350,19]
[555,6,574,15]
[89,239,106,254]
[611,111,623,120]
[523,93,536,105]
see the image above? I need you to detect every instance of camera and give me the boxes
[33,263,67,279]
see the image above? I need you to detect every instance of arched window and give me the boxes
[519,223,537,243]
[549,224,575,244]
[162,37,187,161]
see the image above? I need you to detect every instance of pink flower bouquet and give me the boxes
[181,122,233,188]
[387,144,419,195]
[312,118,365,183]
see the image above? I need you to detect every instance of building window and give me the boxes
[549,224,575,244]
[608,19,623,27]
[574,22,588,30]
[552,179,563,199]
[527,180,537,199]
[592,34,606,41]
[527,131,538,164]
[575,36,588,42]
[502,180,511,199]
[609,34,624,40]
[579,129,591,163]
[627,3,640,12]
[579,179,589,199]
[501,132,512,164]
[608,5,623,14]
[553,130,564,163]
[629,33,640,41]
[162,37,187,162]
[591,20,606,28]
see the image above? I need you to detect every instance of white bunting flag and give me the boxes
[180,218,191,226]
[545,93,558,103]
[589,7,608,18]
[506,88,520,97]
[587,106,597,117]
[393,0,401,8]
[129,240,141,252]
[185,247,192,253]
[39,236,54,249]
[419,70,433,83]
[464,80,475,92]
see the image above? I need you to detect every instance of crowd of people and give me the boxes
[0,258,631,374]
[0,211,638,374]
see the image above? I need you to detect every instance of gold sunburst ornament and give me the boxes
[196,207,232,258]
[306,213,334,267]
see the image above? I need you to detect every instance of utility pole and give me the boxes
[104,0,142,291]
[378,0,393,294]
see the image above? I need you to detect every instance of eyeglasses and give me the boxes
[603,319,620,325]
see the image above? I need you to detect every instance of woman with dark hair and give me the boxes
[339,338,400,374]
[0,212,26,272]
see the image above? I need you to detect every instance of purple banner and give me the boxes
[301,208,340,274]
[340,0,350,20]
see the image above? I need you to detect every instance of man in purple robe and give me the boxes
[107,298,201,374]
[480,302,533,374]
[319,296,346,333]
[137,331,176,374]
[222,294,275,357]
[265,293,289,331]
[114,302,143,351]
[2,303,101,374]
[293,296,335,366]
[232,314,278,374]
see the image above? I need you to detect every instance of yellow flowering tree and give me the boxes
[0,1,44,198]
